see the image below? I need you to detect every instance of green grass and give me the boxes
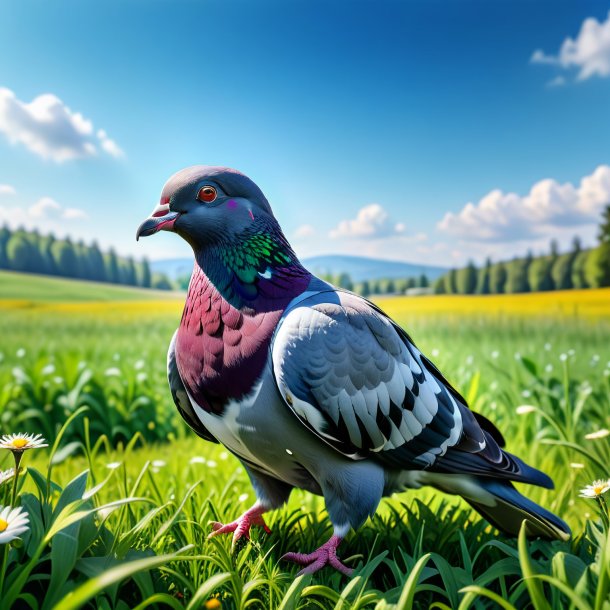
[0,270,182,303]
[1,278,610,608]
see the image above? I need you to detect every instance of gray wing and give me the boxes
[271,291,533,481]
[168,331,218,444]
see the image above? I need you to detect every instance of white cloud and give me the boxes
[438,165,610,242]
[531,10,610,81]
[0,195,88,230]
[547,75,566,87]
[0,184,16,196]
[293,224,316,238]
[29,196,61,218]
[0,87,124,162]
[62,207,88,219]
[330,203,406,239]
[97,129,124,158]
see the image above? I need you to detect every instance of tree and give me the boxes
[551,252,574,290]
[51,239,79,277]
[476,258,492,295]
[376,278,389,294]
[393,278,407,294]
[152,273,174,290]
[20,230,45,273]
[6,234,37,272]
[386,278,396,294]
[406,277,417,290]
[489,262,507,294]
[74,240,89,279]
[528,256,554,292]
[433,275,446,294]
[174,275,191,290]
[40,234,58,275]
[456,260,477,294]
[584,247,607,288]
[360,280,371,297]
[446,269,458,294]
[505,257,530,293]
[571,249,590,289]
[0,225,12,269]
[593,204,610,287]
[550,239,560,259]
[572,235,582,253]
[88,242,107,282]
[124,256,138,286]
[139,257,152,288]
[336,272,353,291]
[105,248,120,284]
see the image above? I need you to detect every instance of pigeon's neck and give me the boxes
[176,259,307,414]
[192,228,311,312]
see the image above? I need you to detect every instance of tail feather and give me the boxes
[464,478,570,541]
[434,443,554,490]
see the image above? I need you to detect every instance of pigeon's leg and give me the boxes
[208,464,293,549]
[208,501,271,548]
[283,460,384,575]
[282,531,353,576]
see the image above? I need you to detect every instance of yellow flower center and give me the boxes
[593,485,605,496]
[205,599,221,610]
[11,439,28,448]
[0,518,8,532]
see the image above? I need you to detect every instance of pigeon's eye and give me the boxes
[197,186,217,203]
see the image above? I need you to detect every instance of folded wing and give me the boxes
[271,291,551,488]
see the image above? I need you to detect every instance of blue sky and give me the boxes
[1,0,609,266]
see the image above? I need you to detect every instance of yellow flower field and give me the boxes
[3,286,610,320]
[377,287,610,319]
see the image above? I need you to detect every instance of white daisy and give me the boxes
[579,479,610,499]
[106,462,121,470]
[0,468,15,486]
[0,505,29,544]
[516,405,536,415]
[189,456,206,464]
[152,460,166,468]
[585,429,610,440]
[0,433,48,453]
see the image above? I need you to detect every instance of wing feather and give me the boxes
[271,291,468,467]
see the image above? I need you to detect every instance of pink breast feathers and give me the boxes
[175,264,284,414]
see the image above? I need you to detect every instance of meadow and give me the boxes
[0,270,609,609]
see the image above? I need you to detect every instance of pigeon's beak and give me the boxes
[136,202,180,241]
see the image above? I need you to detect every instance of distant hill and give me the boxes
[302,255,448,282]
[151,254,448,282]
[149,257,196,281]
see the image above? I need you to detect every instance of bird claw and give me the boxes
[207,505,271,549]
[282,535,353,576]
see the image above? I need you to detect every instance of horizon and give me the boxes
[1,1,609,266]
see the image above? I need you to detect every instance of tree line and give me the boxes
[0,226,174,290]
[434,205,610,295]
[316,272,430,296]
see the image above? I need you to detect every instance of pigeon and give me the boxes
[137,166,570,575]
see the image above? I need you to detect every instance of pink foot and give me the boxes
[208,504,271,549]
[282,535,353,576]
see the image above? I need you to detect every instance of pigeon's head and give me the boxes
[136,166,276,250]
